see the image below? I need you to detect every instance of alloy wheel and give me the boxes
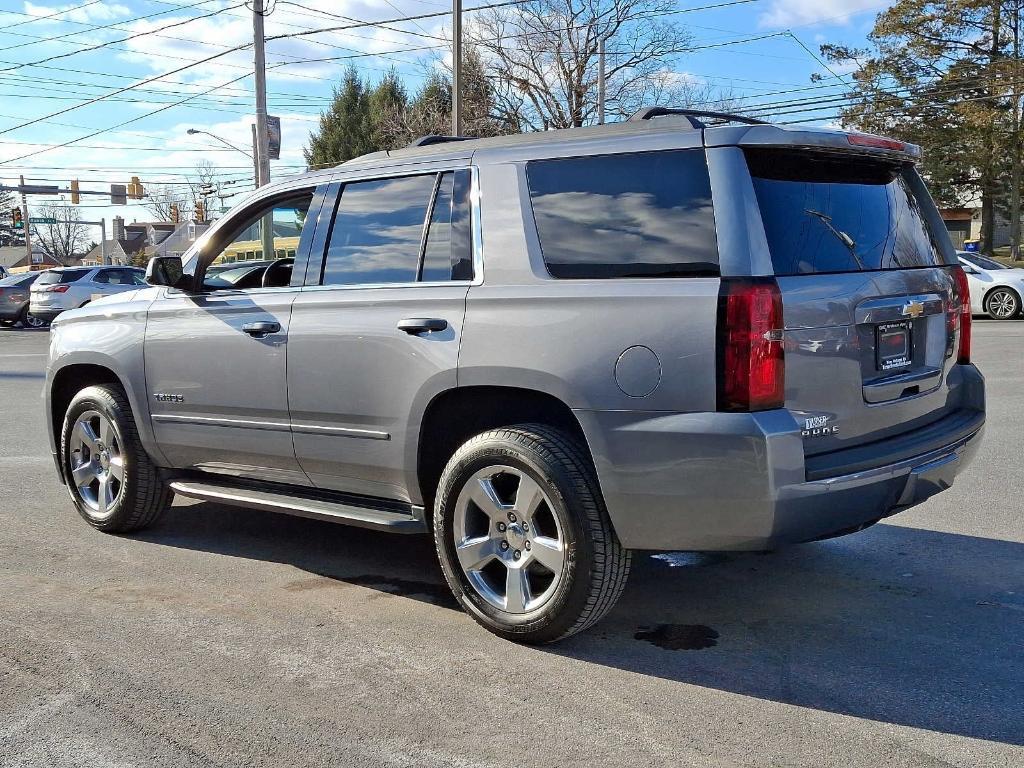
[68,410,124,519]
[24,313,46,329]
[987,289,1018,319]
[452,465,566,614]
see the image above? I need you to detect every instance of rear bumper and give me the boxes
[575,365,985,551]
[29,308,64,322]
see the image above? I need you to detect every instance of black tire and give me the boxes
[984,287,1021,319]
[17,306,47,329]
[60,384,173,533]
[434,424,631,643]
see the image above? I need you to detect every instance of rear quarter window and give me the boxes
[526,149,719,279]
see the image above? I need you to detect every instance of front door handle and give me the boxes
[242,321,281,338]
[397,318,448,335]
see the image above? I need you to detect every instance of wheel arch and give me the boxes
[47,355,167,479]
[412,385,598,514]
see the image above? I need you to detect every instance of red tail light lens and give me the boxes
[43,284,70,293]
[950,265,971,364]
[717,277,785,411]
[847,133,905,151]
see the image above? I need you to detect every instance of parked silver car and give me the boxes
[30,266,147,323]
[0,271,46,328]
[44,109,984,643]
[958,251,1024,319]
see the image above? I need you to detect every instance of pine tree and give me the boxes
[368,68,409,151]
[304,66,374,168]
[823,0,1022,253]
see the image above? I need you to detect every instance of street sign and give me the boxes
[18,184,59,195]
[267,115,281,160]
[29,217,57,224]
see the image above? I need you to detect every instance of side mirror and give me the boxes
[961,265,978,275]
[145,255,188,288]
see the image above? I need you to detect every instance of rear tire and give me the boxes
[18,307,47,329]
[60,384,173,533]
[434,424,631,643]
[984,287,1020,319]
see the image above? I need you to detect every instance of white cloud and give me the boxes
[23,0,131,24]
[758,0,887,29]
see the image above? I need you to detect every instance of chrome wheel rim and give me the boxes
[68,410,124,519]
[24,314,45,328]
[988,290,1017,319]
[452,465,566,614]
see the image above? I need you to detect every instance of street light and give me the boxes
[185,128,258,190]
[185,127,270,259]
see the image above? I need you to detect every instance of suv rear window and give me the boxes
[747,149,944,275]
[35,268,91,285]
[526,149,719,279]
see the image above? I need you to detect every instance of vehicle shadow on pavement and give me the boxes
[140,503,1024,745]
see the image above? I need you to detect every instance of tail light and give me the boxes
[717,277,785,411]
[949,265,971,364]
[41,284,70,293]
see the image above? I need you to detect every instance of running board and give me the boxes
[168,479,427,534]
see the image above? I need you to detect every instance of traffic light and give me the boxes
[194,200,205,222]
[11,207,23,229]
[70,179,80,204]
[169,203,179,224]
[128,176,144,200]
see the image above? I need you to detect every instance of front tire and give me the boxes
[434,424,631,643]
[60,384,172,533]
[984,287,1020,319]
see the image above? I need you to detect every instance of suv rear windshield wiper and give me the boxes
[804,209,866,271]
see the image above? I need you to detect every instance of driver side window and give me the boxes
[202,191,314,291]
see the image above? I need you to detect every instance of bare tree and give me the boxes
[470,0,693,130]
[30,202,91,264]
[142,161,223,222]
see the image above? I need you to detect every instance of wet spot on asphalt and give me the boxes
[635,624,719,650]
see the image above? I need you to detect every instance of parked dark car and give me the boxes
[0,271,46,328]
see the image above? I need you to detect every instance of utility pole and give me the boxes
[452,0,462,136]
[252,0,271,187]
[100,218,108,266]
[597,37,606,125]
[1011,0,1022,261]
[251,124,261,189]
[18,174,31,261]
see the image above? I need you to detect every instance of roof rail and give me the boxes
[628,107,768,128]
[406,135,473,148]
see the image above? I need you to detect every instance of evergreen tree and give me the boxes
[823,0,1022,253]
[304,66,374,168]
[369,68,409,150]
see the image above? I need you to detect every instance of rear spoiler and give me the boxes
[704,124,922,161]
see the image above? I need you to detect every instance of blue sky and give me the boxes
[0,0,889,238]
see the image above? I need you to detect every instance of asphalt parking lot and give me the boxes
[1,322,1021,768]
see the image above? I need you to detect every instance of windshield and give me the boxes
[747,149,945,276]
[35,268,90,285]
[960,252,1006,271]
[0,273,36,287]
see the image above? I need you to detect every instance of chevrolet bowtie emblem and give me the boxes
[901,301,925,319]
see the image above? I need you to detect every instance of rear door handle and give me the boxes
[242,321,281,337]
[397,318,448,335]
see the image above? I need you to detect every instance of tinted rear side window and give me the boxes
[322,174,436,286]
[35,269,90,285]
[747,149,944,275]
[526,149,719,279]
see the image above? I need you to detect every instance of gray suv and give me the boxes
[44,109,985,643]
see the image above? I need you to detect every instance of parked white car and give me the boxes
[958,251,1024,319]
[29,266,147,323]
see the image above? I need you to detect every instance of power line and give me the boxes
[0,2,248,74]
[0,72,252,166]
